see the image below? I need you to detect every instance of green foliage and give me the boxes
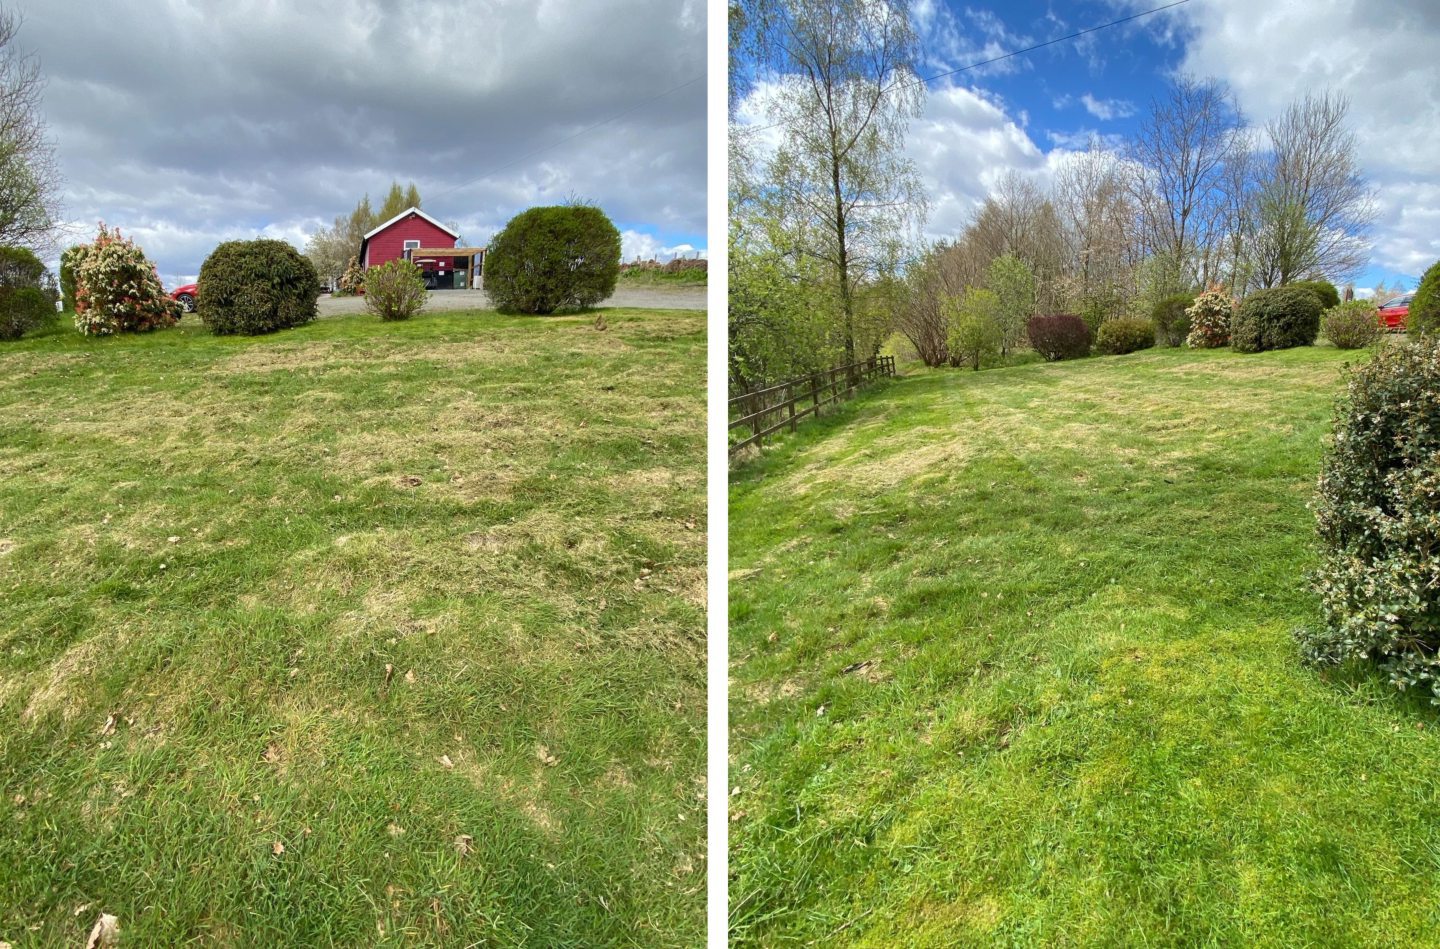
[198,238,320,336]
[0,244,44,289]
[1321,299,1381,350]
[59,244,87,312]
[1095,317,1157,356]
[1409,260,1440,335]
[485,205,621,315]
[1298,338,1440,701]
[363,258,428,322]
[1185,288,1234,349]
[1287,279,1340,311]
[729,240,840,388]
[72,225,180,336]
[1080,294,1122,343]
[945,287,1002,370]
[1152,292,1196,347]
[1026,313,1090,361]
[1232,286,1322,353]
[0,286,49,340]
[986,253,1035,356]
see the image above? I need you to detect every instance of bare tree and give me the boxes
[747,0,926,364]
[966,172,1068,312]
[0,8,60,252]
[1126,76,1246,290]
[1248,91,1375,286]
[1051,141,1140,313]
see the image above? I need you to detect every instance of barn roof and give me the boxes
[362,206,460,241]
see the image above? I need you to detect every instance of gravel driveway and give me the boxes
[317,284,704,316]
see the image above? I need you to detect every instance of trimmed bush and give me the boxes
[364,258,427,321]
[1409,259,1440,335]
[73,225,180,336]
[1027,313,1090,361]
[1321,299,1381,350]
[0,287,50,341]
[484,205,621,314]
[1185,288,1234,349]
[1297,338,1440,701]
[198,239,320,336]
[1152,292,1195,347]
[1232,286,1322,353]
[1287,279,1340,311]
[1095,318,1156,356]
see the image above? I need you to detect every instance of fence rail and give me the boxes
[728,356,896,456]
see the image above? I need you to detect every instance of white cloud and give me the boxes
[1079,93,1136,121]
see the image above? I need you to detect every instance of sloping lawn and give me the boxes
[730,344,1440,945]
[0,308,704,946]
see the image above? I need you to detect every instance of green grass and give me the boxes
[729,344,1440,945]
[0,307,704,946]
[617,268,707,286]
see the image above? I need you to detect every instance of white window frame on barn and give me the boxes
[403,240,420,261]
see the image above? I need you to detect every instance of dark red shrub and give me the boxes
[1027,313,1091,361]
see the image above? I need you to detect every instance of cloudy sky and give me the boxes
[735,0,1440,293]
[20,0,706,288]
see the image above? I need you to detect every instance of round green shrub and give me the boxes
[1151,292,1195,347]
[484,205,621,314]
[1297,338,1440,701]
[364,258,428,321]
[1408,259,1440,335]
[198,239,320,336]
[0,286,51,341]
[1321,300,1381,350]
[1287,279,1340,311]
[1232,286,1321,353]
[1026,313,1090,361]
[1095,317,1156,356]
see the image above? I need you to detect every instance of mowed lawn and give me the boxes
[730,344,1440,946]
[0,307,705,946]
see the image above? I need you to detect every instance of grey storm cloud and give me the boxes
[17,0,706,282]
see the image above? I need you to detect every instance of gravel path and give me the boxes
[317,284,704,316]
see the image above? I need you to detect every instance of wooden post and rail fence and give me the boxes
[728,355,896,457]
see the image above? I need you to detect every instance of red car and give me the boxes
[170,282,197,313]
[1378,292,1412,332]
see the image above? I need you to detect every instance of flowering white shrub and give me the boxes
[1184,286,1234,349]
[73,224,179,336]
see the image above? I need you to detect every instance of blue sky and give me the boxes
[737,0,1440,294]
[24,0,706,288]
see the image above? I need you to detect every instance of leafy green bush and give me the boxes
[1185,288,1234,349]
[1151,292,1195,347]
[1095,318,1156,356]
[1026,313,1090,361]
[1287,279,1340,311]
[0,287,50,340]
[945,288,1002,370]
[1409,260,1440,335]
[73,225,180,336]
[485,205,621,314]
[1321,299,1381,350]
[1231,286,1321,353]
[1297,338,1440,701]
[198,238,320,336]
[364,258,427,321]
[59,244,87,313]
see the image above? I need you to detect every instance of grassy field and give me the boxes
[729,343,1440,945]
[617,268,707,287]
[0,307,705,946]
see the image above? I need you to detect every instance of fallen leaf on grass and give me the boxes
[387,823,405,837]
[272,841,285,856]
[84,913,119,949]
[536,745,559,767]
[404,669,416,684]
[437,754,454,770]
[454,834,473,855]
[99,715,116,737]
[383,663,394,688]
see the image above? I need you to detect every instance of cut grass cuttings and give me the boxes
[0,307,705,946]
[729,344,1440,946]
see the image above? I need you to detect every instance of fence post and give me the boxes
[788,382,797,432]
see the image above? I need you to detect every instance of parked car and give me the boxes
[1378,292,1413,332]
[170,282,198,313]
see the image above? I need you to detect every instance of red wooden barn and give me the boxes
[358,207,485,289]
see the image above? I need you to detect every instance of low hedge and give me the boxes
[199,239,320,335]
[1232,287,1321,353]
[1095,318,1156,356]
[1152,292,1195,347]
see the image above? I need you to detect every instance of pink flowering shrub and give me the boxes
[73,224,180,336]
